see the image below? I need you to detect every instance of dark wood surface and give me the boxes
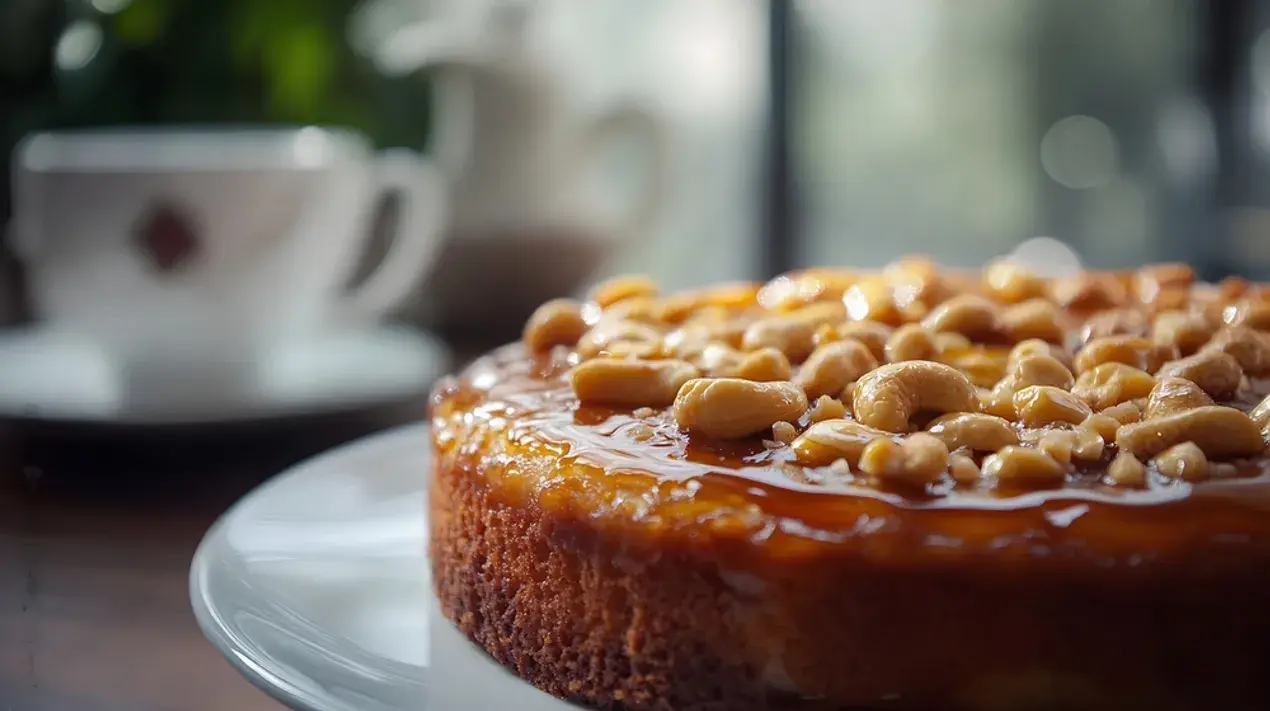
[0,402,428,711]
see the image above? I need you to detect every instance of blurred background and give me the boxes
[4,2,1270,708]
[4,0,1270,335]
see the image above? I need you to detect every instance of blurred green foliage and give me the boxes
[0,0,435,216]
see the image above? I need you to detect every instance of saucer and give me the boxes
[189,424,573,711]
[0,324,449,426]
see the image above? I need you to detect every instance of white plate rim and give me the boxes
[189,423,431,711]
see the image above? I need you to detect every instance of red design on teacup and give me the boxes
[135,202,199,273]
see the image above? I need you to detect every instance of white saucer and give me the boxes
[0,324,449,426]
[189,424,575,711]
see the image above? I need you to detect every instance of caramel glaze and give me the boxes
[431,343,1270,571]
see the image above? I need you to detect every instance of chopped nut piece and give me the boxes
[1071,426,1105,460]
[1037,431,1075,465]
[1101,400,1143,425]
[1072,363,1156,411]
[1013,386,1092,427]
[807,395,848,423]
[982,446,1066,488]
[772,421,798,444]
[858,438,906,481]
[1106,451,1147,488]
[792,418,892,467]
[949,454,982,484]
[1154,442,1209,482]
[1081,413,1121,442]
[899,433,951,483]
[673,378,808,439]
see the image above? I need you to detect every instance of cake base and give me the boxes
[430,448,1270,711]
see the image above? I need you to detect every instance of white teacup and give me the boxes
[5,126,447,411]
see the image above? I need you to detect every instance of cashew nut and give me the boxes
[589,274,659,308]
[885,324,937,363]
[572,358,700,407]
[1251,393,1270,432]
[925,412,1019,451]
[982,446,1066,488]
[673,378,808,439]
[1155,350,1244,400]
[984,258,1047,303]
[1071,362,1156,411]
[1050,274,1126,312]
[796,339,878,398]
[853,361,980,432]
[859,433,950,485]
[523,298,589,352]
[987,352,1075,417]
[1115,405,1265,459]
[577,319,663,359]
[696,343,745,377]
[736,347,794,382]
[1152,310,1215,356]
[1001,298,1065,344]
[936,346,1010,389]
[1203,327,1270,376]
[921,294,1001,338]
[1013,385,1092,427]
[1074,336,1177,375]
[1009,339,1073,369]
[1105,451,1147,488]
[1078,308,1150,345]
[843,277,902,325]
[792,418,893,466]
[1153,442,1209,482]
[1222,299,1270,331]
[1143,376,1215,419]
[837,321,893,362]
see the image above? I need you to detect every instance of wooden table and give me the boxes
[0,403,427,710]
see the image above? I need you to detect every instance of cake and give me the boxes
[429,259,1270,711]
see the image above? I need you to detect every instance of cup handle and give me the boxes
[339,149,449,319]
[574,104,669,241]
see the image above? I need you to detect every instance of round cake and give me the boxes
[429,259,1270,711]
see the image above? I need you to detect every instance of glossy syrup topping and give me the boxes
[432,260,1270,559]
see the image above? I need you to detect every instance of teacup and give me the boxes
[6,126,447,411]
